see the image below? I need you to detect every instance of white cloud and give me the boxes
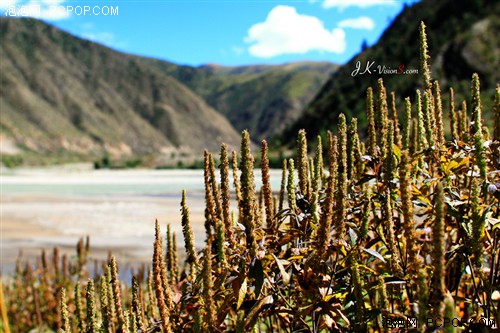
[0,0,18,10]
[82,32,116,45]
[338,16,375,30]
[323,0,398,10]
[245,5,346,58]
[80,24,126,49]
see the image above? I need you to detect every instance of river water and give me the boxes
[1,166,283,274]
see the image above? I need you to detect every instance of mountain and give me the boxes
[0,18,243,165]
[140,60,338,141]
[283,0,499,144]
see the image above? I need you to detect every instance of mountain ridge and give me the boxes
[282,0,499,144]
[140,58,338,141]
[1,17,249,164]
[0,17,338,165]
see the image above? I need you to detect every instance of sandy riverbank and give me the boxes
[1,193,208,274]
[1,168,282,275]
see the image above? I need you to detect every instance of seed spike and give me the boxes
[377,79,389,158]
[400,151,419,276]
[220,144,235,247]
[297,129,310,200]
[430,183,446,318]
[153,221,173,333]
[471,73,482,132]
[287,158,296,213]
[110,255,129,333]
[74,282,85,333]
[416,90,427,150]
[132,276,147,333]
[419,21,432,90]
[313,135,323,193]
[316,133,336,258]
[494,85,500,142]
[232,150,242,205]
[366,87,377,157]
[278,159,287,214]
[423,90,435,148]
[240,130,258,257]
[403,97,412,150]
[204,150,216,242]
[433,81,445,144]
[60,288,70,333]
[471,179,485,268]
[261,140,274,230]
[391,91,402,147]
[181,190,200,280]
[449,87,458,140]
[86,279,98,333]
[493,85,500,168]
[335,114,348,239]
[202,246,216,332]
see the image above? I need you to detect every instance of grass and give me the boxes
[1,22,499,333]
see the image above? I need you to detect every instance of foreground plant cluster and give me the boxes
[1,23,500,333]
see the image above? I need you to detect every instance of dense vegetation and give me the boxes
[1,23,499,333]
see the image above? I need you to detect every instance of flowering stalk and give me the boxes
[419,21,432,90]
[391,91,402,147]
[430,183,445,318]
[433,81,445,144]
[449,87,458,140]
[60,288,70,333]
[240,130,258,257]
[313,133,336,266]
[202,246,216,333]
[220,144,234,247]
[367,87,377,157]
[261,140,274,230]
[416,90,427,151]
[377,79,389,159]
[278,159,287,214]
[74,282,86,333]
[86,279,98,333]
[153,221,173,333]
[297,129,310,200]
[335,114,348,239]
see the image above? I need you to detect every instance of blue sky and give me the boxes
[1,0,419,66]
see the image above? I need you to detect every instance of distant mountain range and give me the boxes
[283,0,499,143]
[0,18,336,165]
[153,61,338,140]
[2,0,498,167]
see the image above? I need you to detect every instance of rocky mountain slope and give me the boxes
[149,61,338,140]
[0,18,337,166]
[0,18,240,165]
